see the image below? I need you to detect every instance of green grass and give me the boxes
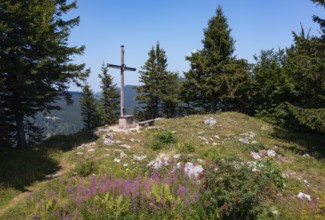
[1,112,325,219]
[0,130,96,212]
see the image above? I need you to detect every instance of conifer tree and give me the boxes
[160,72,179,118]
[249,49,295,124]
[222,59,253,112]
[80,84,99,130]
[311,0,325,36]
[286,103,325,133]
[283,25,325,132]
[286,28,325,109]
[183,6,236,113]
[0,0,88,147]
[136,42,179,119]
[97,63,119,125]
[246,1,325,130]
[136,46,158,119]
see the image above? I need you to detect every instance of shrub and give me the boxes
[156,130,176,144]
[73,159,94,177]
[178,141,195,153]
[151,139,164,150]
[150,130,176,150]
[247,143,265,152]
[199,158,285,219]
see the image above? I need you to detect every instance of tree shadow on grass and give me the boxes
[0,130,97,192]
[270,128,325,159]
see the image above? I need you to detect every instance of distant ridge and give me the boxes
[95,85,139,115]
[35,85,138,136]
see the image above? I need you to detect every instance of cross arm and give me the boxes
[107,63,136,72]
[124,66,136,71]
[107,64,121,69]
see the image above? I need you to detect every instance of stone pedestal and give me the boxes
[118,115,136,129]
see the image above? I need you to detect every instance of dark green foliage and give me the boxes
[311,0,325,35]
[0,103,15,147]
[151,139,164,150]
[80,84,100,130]
[249,49,295,125]
[179,3,325,134]
[244,2,325,131]
[247,143,265,153]
[220,59,254,112]
[285,28,325,109]
[0,0,88,147]
[136,42,179,119]
[133,105,146,122]
[97,64,119,125]
[182,6,248,113]
[150,130,176,150]
[287,103,325,133]
[160,72,180,118]
[156,130,176,144]
[25,119,44,144]
[184,6,232,113]
[199,158,285,219]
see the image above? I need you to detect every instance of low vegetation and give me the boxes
[1,112,324,219]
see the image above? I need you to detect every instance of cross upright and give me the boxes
[107,45,136,117]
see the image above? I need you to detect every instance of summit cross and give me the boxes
[107,45,136,117]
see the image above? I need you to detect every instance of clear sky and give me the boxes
[67,0,323,92]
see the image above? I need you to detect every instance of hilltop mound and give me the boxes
[1,112,324,219]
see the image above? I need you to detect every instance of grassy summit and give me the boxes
[1,112,324,219]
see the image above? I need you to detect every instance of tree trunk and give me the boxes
[210,99,217,113]
[16,113,26,147]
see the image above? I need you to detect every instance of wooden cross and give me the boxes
[107,45,136,117]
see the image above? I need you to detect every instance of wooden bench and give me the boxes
[138,119,155,127]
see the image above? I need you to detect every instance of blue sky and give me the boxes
[67,0,323,92]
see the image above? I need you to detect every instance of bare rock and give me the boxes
[239,138,250,144]
[297,192,311,201]
[251,152,261,160]
[133,155,147,161]
[267,149,277,157]
[204,117,217,126]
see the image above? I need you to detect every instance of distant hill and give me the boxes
[35,92,83,137]
[124,85,139,114]
[35,85,138,137]
[95,85,139,115]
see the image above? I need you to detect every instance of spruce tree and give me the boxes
[160,72,179,118]
[250,49,295,124]
[97,63,119,125]
[0,0,87,147]
[311,0,325,35]
[283,26,325,132]
[136,46,158,119]
[136,42,179,119]
[222,59,253,112]
[286,28,325,108]
[80,84,99,130]
[183,6,236,113]
[286,103,325,133]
